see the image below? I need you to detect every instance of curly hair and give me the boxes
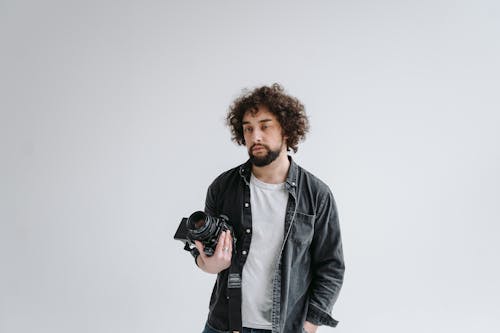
[226,83,309,153]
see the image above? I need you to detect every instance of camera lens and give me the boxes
[187,211,207,230]
[187,211,208,231]
[184,211,233,257]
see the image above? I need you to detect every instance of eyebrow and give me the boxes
[242,119,273,125]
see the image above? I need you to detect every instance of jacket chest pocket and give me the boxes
[290,211,315,245]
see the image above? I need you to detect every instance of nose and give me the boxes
[250,128,263,143]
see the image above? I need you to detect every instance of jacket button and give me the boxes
[242,250,247,255]
[246,228,251,234]
[244,202,249,207]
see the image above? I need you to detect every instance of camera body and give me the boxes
[174,211,235,256]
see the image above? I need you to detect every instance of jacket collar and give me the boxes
[239,155,298,195]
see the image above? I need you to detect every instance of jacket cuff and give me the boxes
[306,303,339,327]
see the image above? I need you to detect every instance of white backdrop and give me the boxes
[1,1,499,332]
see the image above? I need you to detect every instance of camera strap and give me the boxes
[227,271,242,332]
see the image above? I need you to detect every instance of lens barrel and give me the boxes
[186,211,219,241]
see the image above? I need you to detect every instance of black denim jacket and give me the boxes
[192,156,344,333]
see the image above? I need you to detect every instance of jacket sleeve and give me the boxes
[306,189,345,327]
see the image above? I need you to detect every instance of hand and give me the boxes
[303,321,318,333]
[195,230,233,274]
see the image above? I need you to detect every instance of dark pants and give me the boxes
[202,322,271,333]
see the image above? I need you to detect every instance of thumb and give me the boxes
[194,240,206,258]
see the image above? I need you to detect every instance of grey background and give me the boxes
[1,0,499,332]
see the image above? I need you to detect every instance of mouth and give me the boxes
[252,145,265,152]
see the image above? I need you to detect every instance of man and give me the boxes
[192,84,344,333]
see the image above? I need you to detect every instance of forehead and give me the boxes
[242,106,278,124]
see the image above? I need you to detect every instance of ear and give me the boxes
[282,135,289,150]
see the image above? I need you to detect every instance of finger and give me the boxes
[226,231,233,254]
[215,230,226,254]
[220,231,230,258]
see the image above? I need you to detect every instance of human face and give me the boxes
[242,106,287,167]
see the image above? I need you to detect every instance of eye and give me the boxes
[261,124,269,130]
[243,127,253,133]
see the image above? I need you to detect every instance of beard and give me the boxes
[248,143,282,167]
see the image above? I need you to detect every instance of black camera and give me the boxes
[174,211,235,256]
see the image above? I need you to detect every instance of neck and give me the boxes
[251,150,290,184]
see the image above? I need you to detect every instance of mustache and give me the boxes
[250,144,268,150]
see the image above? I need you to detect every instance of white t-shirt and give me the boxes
[241,173,288,329]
